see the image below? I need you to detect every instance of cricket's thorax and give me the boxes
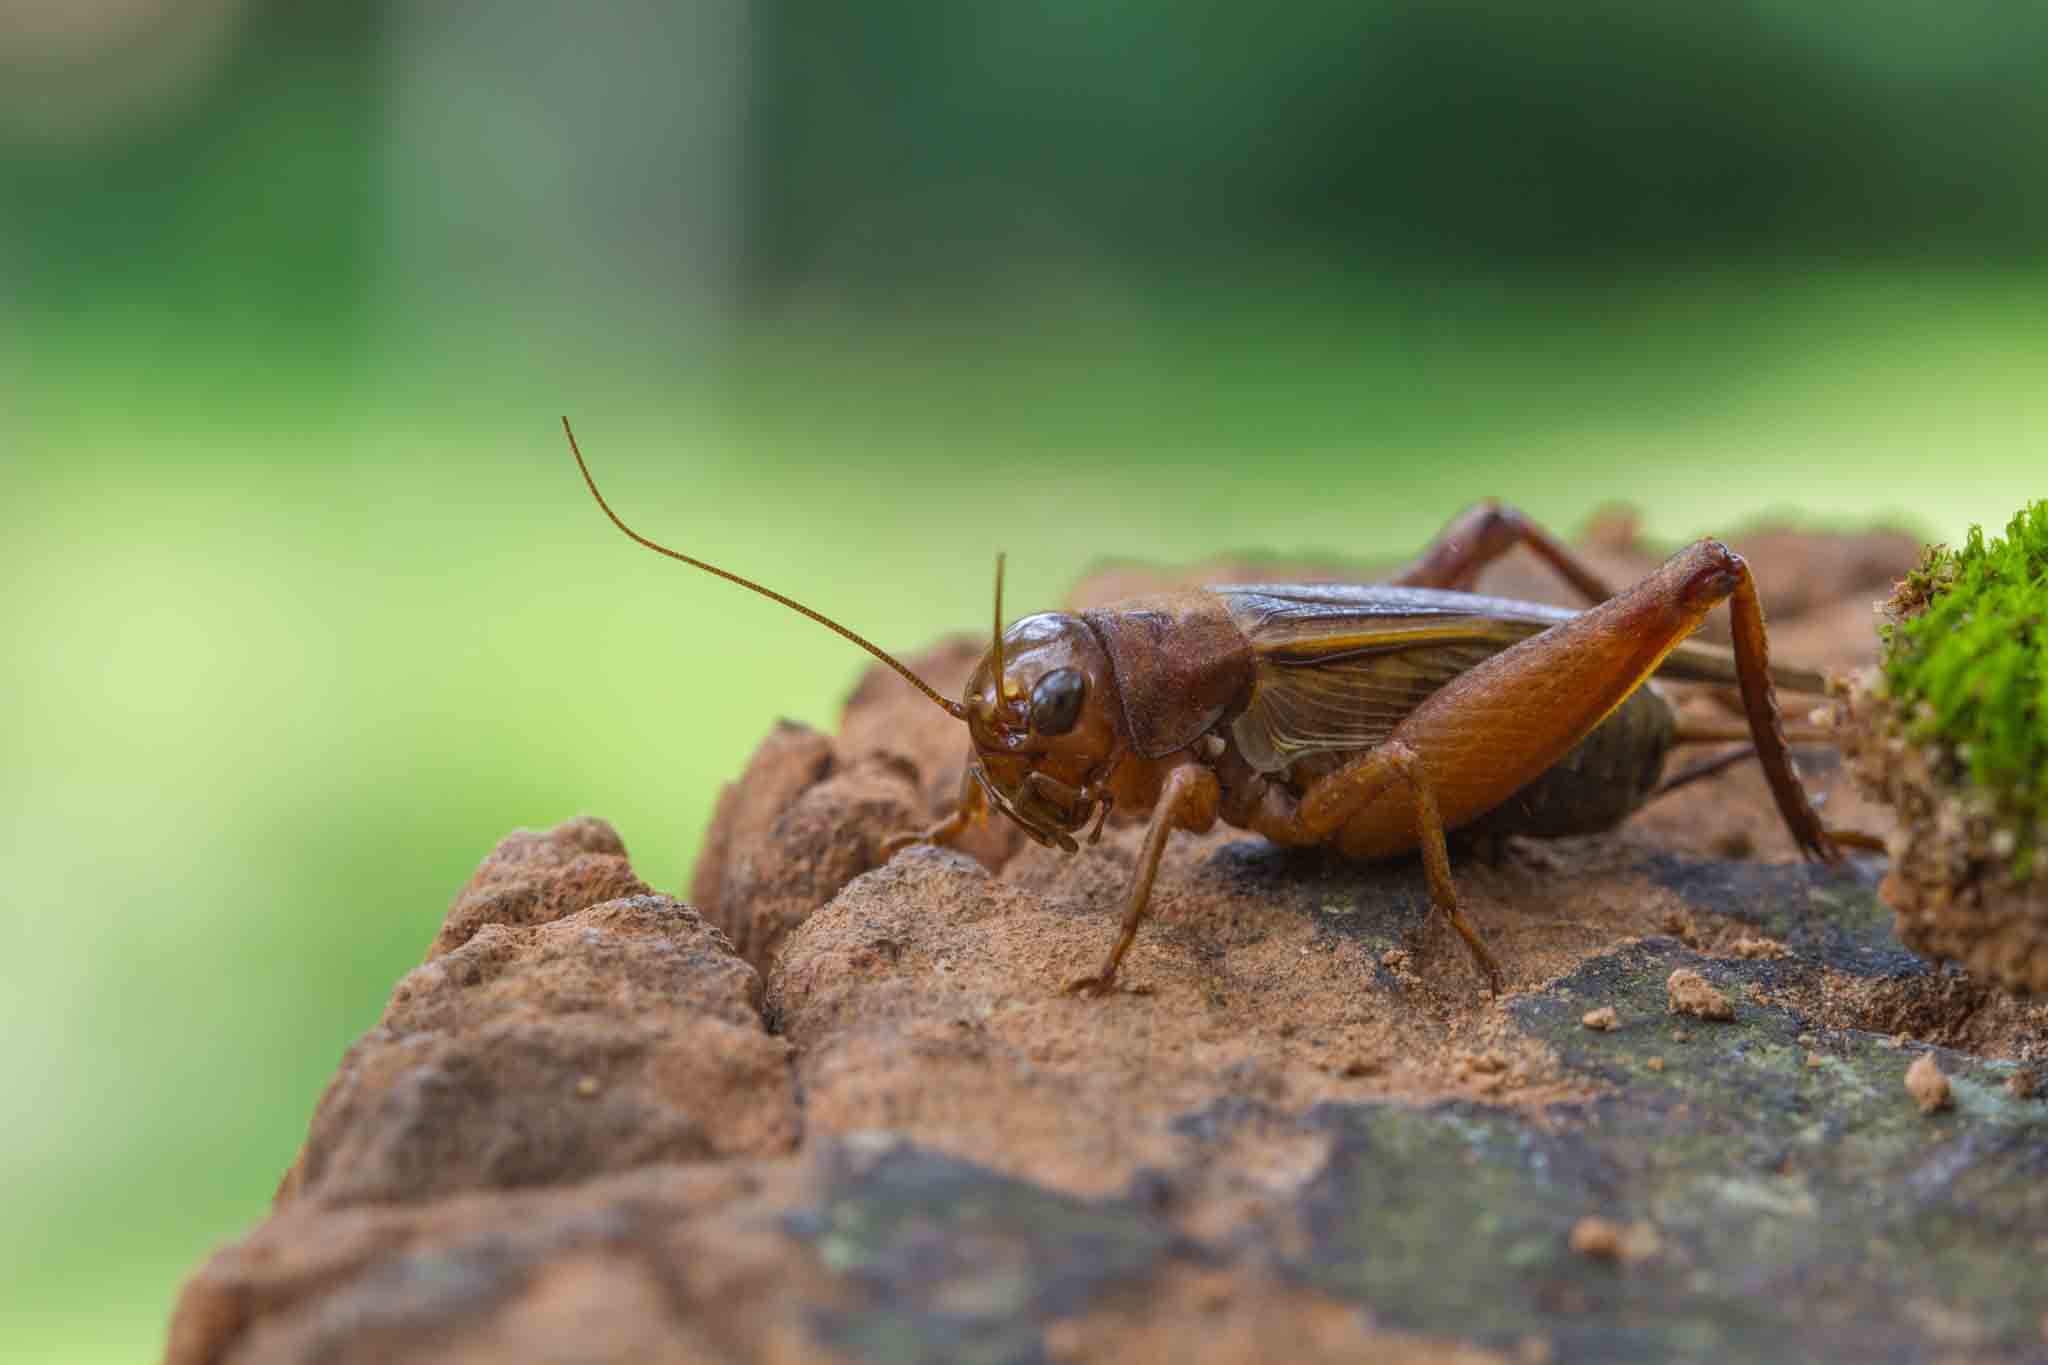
[1078,591,1257,760]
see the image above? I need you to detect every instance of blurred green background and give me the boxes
[3,3,2043,1358]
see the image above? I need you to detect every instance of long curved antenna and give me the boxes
[991,553,1007,693]
[563,417,966,720]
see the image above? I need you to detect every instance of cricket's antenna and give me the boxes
[990,553,1007,688]
[562,417,967,720]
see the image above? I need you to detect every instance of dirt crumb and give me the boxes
[1730,934,1786,960]
[1567,1217,1621,1258]
[1567,1216,1660,1264]
[1666,969,1734,1021]
[1515,1337,1554,1365]
[1806,1051,1825,1069]
[1661,909,1700,947]
[2006,1067,2038,1100]
[1645,1056,1665,1072]
[1580,1007,1618,1032]
[1905,1053,1952,1114]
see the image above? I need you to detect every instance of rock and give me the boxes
[690,642,1023,977]
[689,718,835,928]
[168,1162,830,1365]
[172,528,2048,1365]
[430,816,650,959]
[1580,1006,1618,1031]
[275,823,797,1209]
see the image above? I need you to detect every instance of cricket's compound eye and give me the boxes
[1028,668,1087,737]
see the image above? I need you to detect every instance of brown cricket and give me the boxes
[564,418,1874,996]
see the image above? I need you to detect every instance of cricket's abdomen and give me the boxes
[1454,683,1674,841]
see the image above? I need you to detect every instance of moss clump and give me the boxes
[1880,502,2048,878]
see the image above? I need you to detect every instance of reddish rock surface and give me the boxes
[275,821,797,1211]
[169,524,2048,1365]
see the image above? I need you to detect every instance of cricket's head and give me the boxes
[959,593,1124,851]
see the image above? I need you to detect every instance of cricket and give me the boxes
[563,417,1878,997]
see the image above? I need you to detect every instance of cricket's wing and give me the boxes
[1214,584,1575,774]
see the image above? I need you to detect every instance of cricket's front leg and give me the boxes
[879,765,989,860]
[1065,762,1220,997]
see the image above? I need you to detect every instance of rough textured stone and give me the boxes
[173,525,2048,1365]
[690,718,835,929]
[691,641,1024,977]
[275,824,796,1209]
[431,816,651,959]
[169,1162,838,1365]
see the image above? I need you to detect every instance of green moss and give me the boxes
[1881,501,2048,877]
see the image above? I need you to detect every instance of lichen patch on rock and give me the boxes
[275,822,798,1210]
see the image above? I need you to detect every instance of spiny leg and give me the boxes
[1407,537,1848,864]
[1723,565,1840,862]
[1066,763,1219,997]
[1377,743,1506,994]
[1397,753,1506,996]
[1656,743,1767,795]
[1656,720,1830,793]
[1672,722,1835,746]
[1659,722,1836,795]
[1390,500,1618,606]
